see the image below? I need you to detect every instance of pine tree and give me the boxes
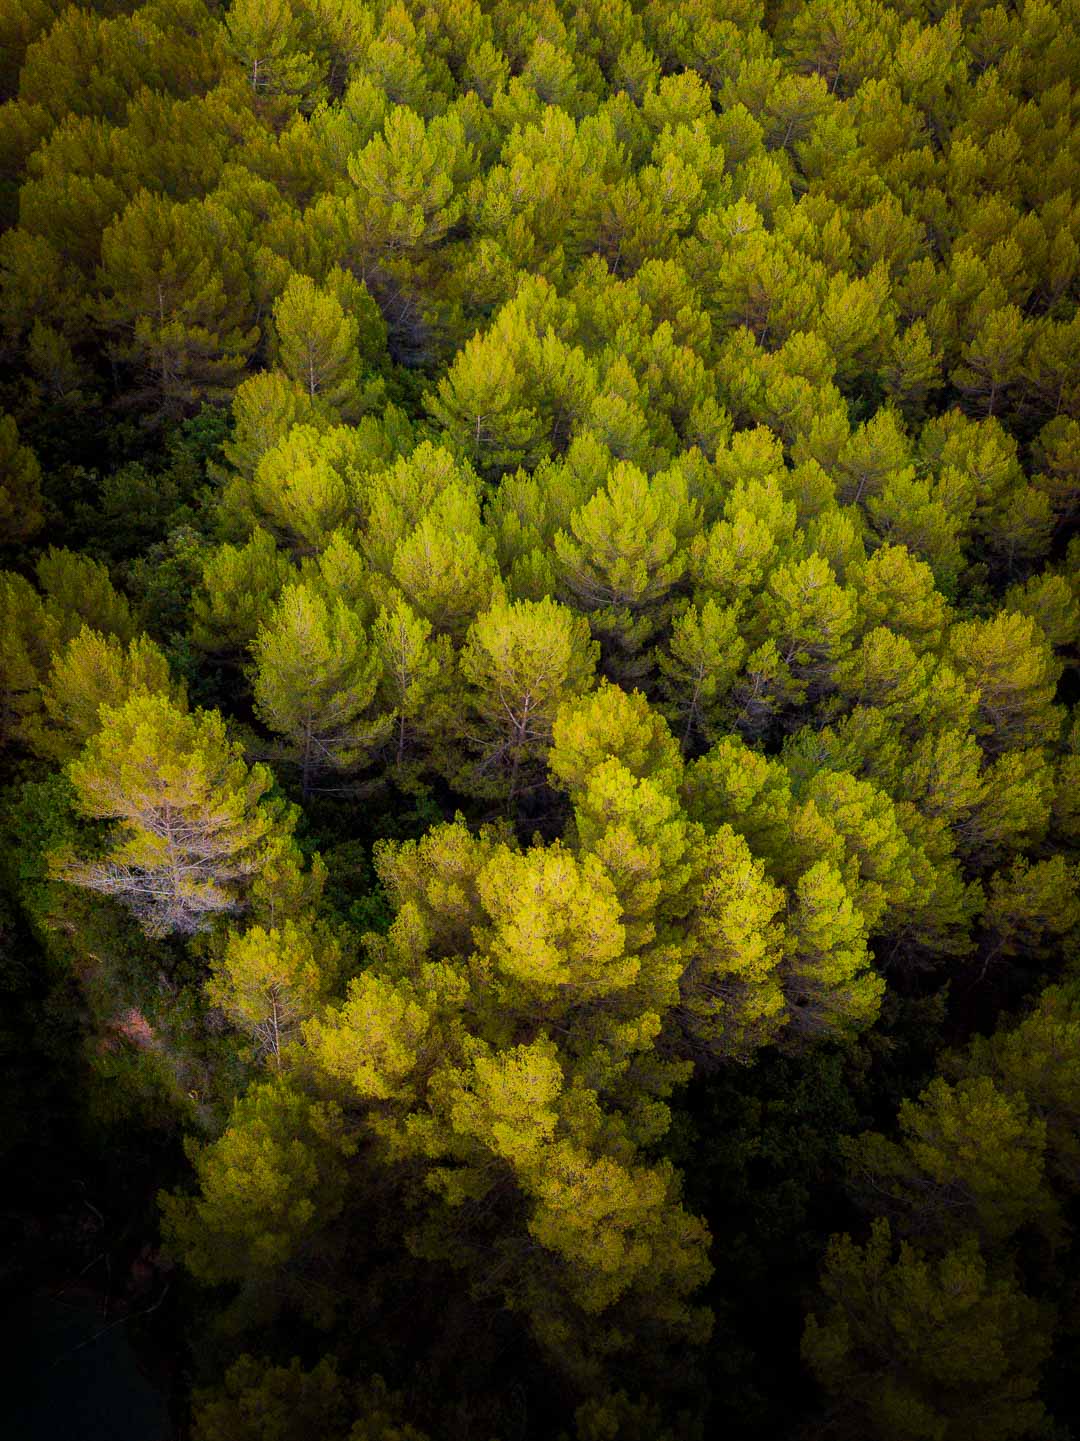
[191,1357,428,1441]
[18,5,171,124]
[388,483,503,641]
[347,107,471,259]
[980,856,1080,964]
[1053,713,1080,846]
[192,529,296,660]
[249,425,357,555]
[835,407,912,509]
[360,442,481,576]
[674,824,788,1063]
[225,0,322,113]
[207,919,341,1067]
[865,472,964,591]
[831,628,928,720]
[305,528,372,614]
[272,268,384,421]
[0,0,65,103]
[426,280,592,475]
[30,626,178,763]
[958,746,1055,867]
[761,552,856,701]
[783,860,882,1042]
[947,611,1062,752]
[792,768,919,933]
[455,596,598,800]
[36,546,134,643]
[302,967,435,1105]
[682,734,793,859]
[298,807,716,1377]
[555,460,697,682]
[0,571,57,749]
[882,320,942,420]
[568,757,698,957]
[843,1076,1054,1248]
[474,844,634,1005]
[161,1078,352,1285]
[549,680,685,800]
[427,324,550,476]
[804,1220,1050,1441]
[222,370,322,482]
[26,318,90,408]
[191,1356,350,1441]
[1032,416,1080,531]
[0,412,43,542]
[98,191,258,422]
[55,693,295,937]
[371,596,453,772]
[961,982,1080,1187]
[1003,572,1080,651]
[657,599,746,752]
[689,472,796,606]
[250,581,390,795]
[952,304,1028,417]
[782,0,898,98]
[851,543,949,653]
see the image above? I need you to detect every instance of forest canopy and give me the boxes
[1,0,1079,1437]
